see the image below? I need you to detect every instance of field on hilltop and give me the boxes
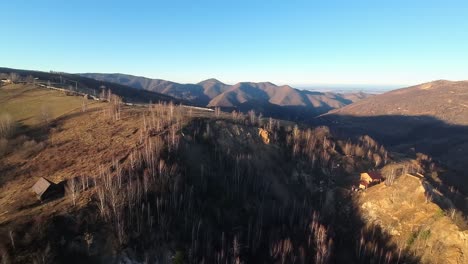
[0,84,101,127]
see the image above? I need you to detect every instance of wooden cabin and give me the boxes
[31,177,64,200]
[358,171,383,190]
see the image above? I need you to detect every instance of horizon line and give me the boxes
[1,65,458,90]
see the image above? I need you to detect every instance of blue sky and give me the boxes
[2,0,468,88]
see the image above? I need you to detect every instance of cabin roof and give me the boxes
[32,177,54,197]
[367,171,383,180]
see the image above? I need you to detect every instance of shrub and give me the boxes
[0,138,8,156]
[173,251,185,264]
[434,208,445,219]
[0,113,15,138]
[406,231,418,247]
[419,230,431,240]
[19,140,45,158]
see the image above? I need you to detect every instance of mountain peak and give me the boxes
[198,78,225,85]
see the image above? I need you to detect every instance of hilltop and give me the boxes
[80,73,371,119]
[327,80,468,125]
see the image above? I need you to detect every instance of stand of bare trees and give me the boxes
[81,110,350,262]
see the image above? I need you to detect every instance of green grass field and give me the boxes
[0,84,101,127]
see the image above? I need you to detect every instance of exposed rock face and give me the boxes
[359,174,468,264]
[258,128,270,144]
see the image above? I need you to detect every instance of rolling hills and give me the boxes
[319,80,468,195]
[80,73,371,119]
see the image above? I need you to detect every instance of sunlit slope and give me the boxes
[0,84,101,127]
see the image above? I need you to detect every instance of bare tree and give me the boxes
[40,105,51,125]
[248,110,256,124]
[267,117,274,131]
[96,185,107,218]
[168,101,175,120]
[373,153,382,167]
[26,75,35,85]
[82,97,88,112]
[9,73,19,83]
[99,86,107,100]
[67,177,78,206]
[215,107,221,117]
[9,230,15,250]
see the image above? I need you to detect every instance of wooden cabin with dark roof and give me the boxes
[31,177,64,200]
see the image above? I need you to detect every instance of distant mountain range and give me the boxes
[80,73,371,120]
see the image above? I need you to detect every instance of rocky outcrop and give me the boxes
[258,128,270,144]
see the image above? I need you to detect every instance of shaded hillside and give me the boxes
[0,68,178,104]
[198,78,230,99]
[80,73,371,118]
[318,80,468,195]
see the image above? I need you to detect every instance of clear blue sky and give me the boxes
[2,0,468,87]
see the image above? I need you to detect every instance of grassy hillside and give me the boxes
[0,68,179,104]
[0,84,101,127]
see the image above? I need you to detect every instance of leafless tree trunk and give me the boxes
[67,177,78,206]
[26,75,35,85]
[40,105,51,125]
[248,110,256,124]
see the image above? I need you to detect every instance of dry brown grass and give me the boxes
[0,98,206,237]
[0,109,141,226]
[359,175,468,263]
